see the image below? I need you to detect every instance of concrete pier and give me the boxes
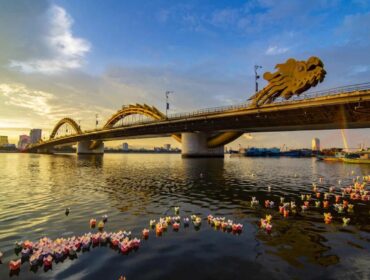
[77,141,104,154]
[181,132,224,158]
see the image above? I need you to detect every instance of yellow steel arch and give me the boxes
[103,104,166,128]
[50,118,82,139]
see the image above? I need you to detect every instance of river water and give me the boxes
[0,153,369,280]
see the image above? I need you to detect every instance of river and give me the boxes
[0,153,369,280]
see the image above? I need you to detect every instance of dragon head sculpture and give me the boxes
[250,56,326,106]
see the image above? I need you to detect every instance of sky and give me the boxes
[0,0,369,150]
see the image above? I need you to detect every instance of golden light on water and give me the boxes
[341,129,349,151]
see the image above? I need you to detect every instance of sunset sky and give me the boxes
[0,0,369,149]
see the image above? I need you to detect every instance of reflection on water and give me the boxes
[0,154,369,280]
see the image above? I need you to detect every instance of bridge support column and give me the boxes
[77,141,104,155]
[181,132,224,158]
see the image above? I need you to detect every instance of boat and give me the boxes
[317,151,370,164]
[241,147,281,157]
[342,153,370,164]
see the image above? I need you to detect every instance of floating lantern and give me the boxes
[65,208,70,216]
[102,214,108,223]
[264,200,270,208]
[174,207,180,215]
[155,224,163,236]
[323,213,332,224]
[142,229,149,239]
[316,192,321,199]
[315,201,321,208]
[98,221,104,230]
[283,209,289,218]
[265,223,272,234]
[280,197,284,203]
[90,219,96,228]
[260,219,267,229]
[251,197,259,206]
[29,254,39,267]
[348,204,354,212]
[323,200,329,208]
[21,247,31,258]
[279,206,284,214]
[43,255,53,268]
[342,217,350,226]
[232,223,243,233]
[172,223,180,231]
[9,259,21,271]
[335,195,341,203]
[193,217,202,227]
[343,200,349,208]
[183,217,189,227]
[149,220,156,228]
[14,241,22,252]
[265,214,272,223]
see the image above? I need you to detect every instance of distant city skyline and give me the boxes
[0,1,369,148]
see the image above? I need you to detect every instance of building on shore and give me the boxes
[122,142,129,151]
[312,138,320,152]
[163,144,171,151]
[30,129,42,144]
[18,135,31,150]
[0,136,9,147]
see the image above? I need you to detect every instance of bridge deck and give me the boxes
[28,88,370,151]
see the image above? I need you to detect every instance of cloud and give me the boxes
[7,4,90,74]
[0,83,55,116]
[265,46,289,55]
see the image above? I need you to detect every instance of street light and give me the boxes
[95,114,98,129]
[254,65,262,93]
[165,91,173,118]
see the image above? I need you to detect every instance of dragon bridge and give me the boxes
[42,56,344,155]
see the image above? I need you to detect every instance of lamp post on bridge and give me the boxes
[254,65,262,93]
[95,114,99,130]
[165,91,173,119]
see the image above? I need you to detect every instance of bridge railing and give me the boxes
[166,82,370,120]
[279,82,370,103]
